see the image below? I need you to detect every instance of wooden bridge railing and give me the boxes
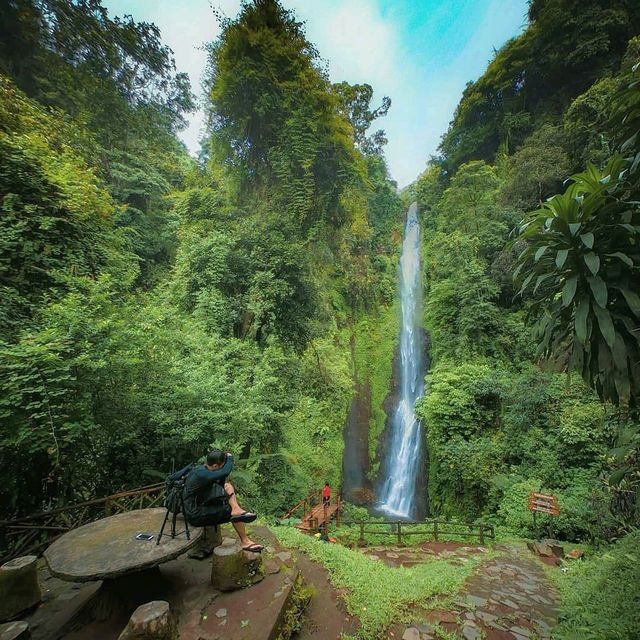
[281,490,342,531]
[340,519,495,546]
[0,483,165,564]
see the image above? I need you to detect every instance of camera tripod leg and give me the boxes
[157,509,170,545]
[171,509,178,538]
[181,493,191,540]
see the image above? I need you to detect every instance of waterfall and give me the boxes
[378,202,424,519]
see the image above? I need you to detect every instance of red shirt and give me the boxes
[322,485,331,498]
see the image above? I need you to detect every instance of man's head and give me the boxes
[206,449,226,470]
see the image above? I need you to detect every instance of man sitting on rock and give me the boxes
[182,450,263,553]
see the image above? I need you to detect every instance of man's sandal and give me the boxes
[230,511,257,523]
[242,543,264,553]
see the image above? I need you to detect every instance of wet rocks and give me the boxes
[401,627,420,640]
[527,539,564,559]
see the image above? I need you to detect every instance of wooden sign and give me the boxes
[528,492,560,516]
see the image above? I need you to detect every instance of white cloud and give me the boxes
[294,0,400,88]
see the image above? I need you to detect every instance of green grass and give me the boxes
[274,527,477,639]
[549,530,640,639]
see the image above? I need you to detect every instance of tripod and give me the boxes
[157,481,191,545]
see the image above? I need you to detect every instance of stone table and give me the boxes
[44,509,201,582]
[43,509,202,621]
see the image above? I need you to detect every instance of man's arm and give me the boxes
[173,463,194,480]
[201,454,233,483]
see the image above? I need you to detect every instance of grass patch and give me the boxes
[274,527,477,639]
[550,530,640,639]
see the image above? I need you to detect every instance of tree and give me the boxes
[514,60,640,407]
[439,0,640,174]
[503,124,572,209]
[514,155,640,405]
[332,82,390,154]
[204,0,358,230]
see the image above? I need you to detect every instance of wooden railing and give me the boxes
[0,483,165,564]
[281,490,342,531]
[340,519,495,546]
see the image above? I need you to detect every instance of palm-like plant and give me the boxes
[514,155,640,404]
[514,59,640,407]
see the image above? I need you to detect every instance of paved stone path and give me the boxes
[399,545,559,640]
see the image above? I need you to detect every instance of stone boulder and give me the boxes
[527,539,565,559]
[210,541,265,591]
[0,556,41,622]
[117,601,176,640]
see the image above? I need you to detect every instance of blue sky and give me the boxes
[102,0,528,187]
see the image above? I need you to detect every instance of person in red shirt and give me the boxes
[322,482,331,505]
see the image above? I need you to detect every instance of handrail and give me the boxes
[0,483,166,563]
[282,490,342,532]
[280,489,322,520]
[0,483,164,526]
[338,518,495,546]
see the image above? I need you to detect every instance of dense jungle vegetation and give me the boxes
[0,0,403,518]
[410,0,640,634]
[1,0,639,635]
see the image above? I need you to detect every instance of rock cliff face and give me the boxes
[342,379,373,503]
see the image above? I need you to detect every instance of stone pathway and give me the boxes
[363,541,490,568]
[400,545,559,640]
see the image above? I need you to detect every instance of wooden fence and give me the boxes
[0,483,165,564]
[340,519,495,546]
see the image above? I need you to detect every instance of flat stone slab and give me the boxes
[44,509,201,582]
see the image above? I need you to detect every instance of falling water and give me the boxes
[378,202,425,519]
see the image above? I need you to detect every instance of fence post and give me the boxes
[303,500,308,520]
[433,520,439,541]
[479,523,485,545]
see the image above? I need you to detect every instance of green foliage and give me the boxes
[0,0,195,283]
[205,0,358,230]
[552,530,640,639]
[0,77,136,335]
[495,473,604,541]
[0,0,403,521]
[275,526,476,639]
[514,155,640,405]
[564,76,619,168]
[352,306,398,466]
[502,124,572,210]
[439,0,640,174]
[332,81,391,155]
